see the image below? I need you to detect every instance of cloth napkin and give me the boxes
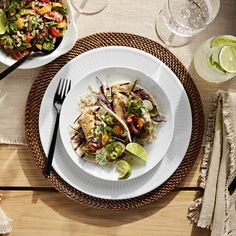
[0,193,12,234]
[0,65,41,144]
[187,90,236,236]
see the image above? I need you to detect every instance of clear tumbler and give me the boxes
[155,0,220,47]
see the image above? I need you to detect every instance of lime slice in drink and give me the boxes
[211,36,236,48]
[116,160,132,179]
[0,10,7,35]
[219,45,236,73]
[126,142,147,161]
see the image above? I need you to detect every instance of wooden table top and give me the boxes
[1,0,236,235]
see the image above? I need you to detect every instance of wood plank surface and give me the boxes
[0,190,210,236]
[0,1,236,235]
[0,144,203,188]
[0,145,48,187]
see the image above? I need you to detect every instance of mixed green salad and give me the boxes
[0,0,67,60]
[70,79,165,180]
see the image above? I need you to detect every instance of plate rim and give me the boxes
[38,45,192,199]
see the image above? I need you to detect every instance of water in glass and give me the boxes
[156,0,220,46]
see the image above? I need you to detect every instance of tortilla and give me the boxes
[70,105,131,163]
[111,81,160,143]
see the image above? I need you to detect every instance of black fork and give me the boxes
[44,78,71,177]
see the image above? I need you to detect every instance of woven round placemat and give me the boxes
[25,32,204,210]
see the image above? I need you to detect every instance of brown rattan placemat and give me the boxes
[25,32,204,210]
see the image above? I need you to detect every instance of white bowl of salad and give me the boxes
[0,0,78,69]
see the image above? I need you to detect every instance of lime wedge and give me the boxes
[219,45,236,73]
[0,10,7,35]
[126,142,147,161]
[208,53,226,73]
[116,160,132,179]
[211,36,236,48]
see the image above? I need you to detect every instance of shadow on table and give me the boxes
[31,189,210,236]
[32,189,179,227]
[191,226,211,236]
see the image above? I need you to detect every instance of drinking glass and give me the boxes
[194,35,236,83]
[71,0,110,15]
[155,0,220,47]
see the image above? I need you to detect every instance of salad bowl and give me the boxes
[0,0,78,69]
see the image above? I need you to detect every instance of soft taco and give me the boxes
[70,105,131,166]
[110,81,163,144]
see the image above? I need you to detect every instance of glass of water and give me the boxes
[155,0,220,47]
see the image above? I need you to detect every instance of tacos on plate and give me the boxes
[111,81,163,144]
[70,105,131,166]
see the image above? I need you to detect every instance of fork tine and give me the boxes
[59,78,65,97]
[62,79,68,99]
[55,78,63,96]
[67,80,71,94]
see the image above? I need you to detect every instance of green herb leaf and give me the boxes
[54,6,67,16]
[127,99,143,116]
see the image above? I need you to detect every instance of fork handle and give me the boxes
[44,112,60,177]
[0,54,29,81]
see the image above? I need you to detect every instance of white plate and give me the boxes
[60,67,174,181]
[0,0,78,69]
[39,46,192,199]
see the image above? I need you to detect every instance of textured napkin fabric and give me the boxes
[0,193,12,234]
[0,65,41,144]
[188,90,236,236]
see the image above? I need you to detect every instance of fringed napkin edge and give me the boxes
[187,90,236,233]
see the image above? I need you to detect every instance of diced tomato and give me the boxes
[125,114,136,123]
[87,142,102,152]
[125,115,145,134]
[50,27,61,38]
